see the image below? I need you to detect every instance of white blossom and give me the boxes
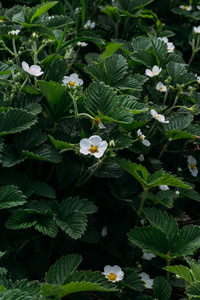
[84,20,95,29]
[142,252,156,260]
[151,109,169,123]
[159,185,169,191]
[179,5,192,11]
[145,65,162,77]
[194,26,200,33]
[137,129,151,146]
[22,61,43,77]
[139,272,154,289]
[62,73,83,87]
[102,265,124,282]
[8,29,20,35]
[80,135,108,158]
[187,155,198,177]
[175,190,180,195]
[77,42,88,47]
[156,82,167,92]
[167,42,175,53]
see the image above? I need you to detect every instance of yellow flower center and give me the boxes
[87,25,91,29]
[157,115,160,119]
[159,86,163,90]
[184,6,188,10]
[190,163,196,170]
[28,68,32,70]
[152,71,157,74]
[108,273,117,281]
[140,136,143,140]
[0,19,5,22]
[89,145,98,153]
[70,81,75,86]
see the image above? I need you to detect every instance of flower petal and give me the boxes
[88,135,102,146]
[22,61,29,72]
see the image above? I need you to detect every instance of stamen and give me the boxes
[89,145,98,153]
[108,273,117,281]
[70,81,75,86]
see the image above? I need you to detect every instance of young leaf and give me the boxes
[30,1,58,23]
[186,257,200,281]
[101,43,123,60]
[45,254,82,285]
[38,80,66,106]
[153,276,172,300]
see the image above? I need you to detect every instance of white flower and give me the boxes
[175,190,180,195]
[159,185,169,191]
[197,6,200,10]
[62,73,83,87]
[156,82,167,92]
[77,42,88,47]
[142,252,156,260]
[48,15,55,19]
[8,29,20,35]
[167,42,175,53]
[101,226,108,237]
[137,129,150,146]
[139,272,154,289]
[187,155,198,177]
[194,26,200,33]
[80,135,108,158]
[22,61,43,77]
[151,109,169,123]
[145,65,162,77]
[102,265,124,282]
[84,20,95,30]
[137,154,144,162]
[158,37,169,43]
[197,76,200,83]
[179,5,192,11]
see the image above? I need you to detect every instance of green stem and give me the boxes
[77,112,94,120]
[68,47,80,70]
[81,0,86,29]
[77,160,103,188]
[146,121,157,138]
[136,188,148,226]
[158,141,169,160]
[12,38,20,66]
[18,75,30,94]
[73,99,78,117]
[33,40,37,64]
[11,66,15,81]
[114,22,119,39]
[166,258,171,282]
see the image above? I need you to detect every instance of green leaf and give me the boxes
[162,114,194,132]
[149,34,167,63]
[0,109,37,136]
[56,212,87,239]
[153,276,172,300]
[34,215,58,237]
[60,197,98,215]
[0,185,27,209]
[0,145,27,168]
[49,135,74,150]
[45,254,82,285]
[173,225,200,257]
[143,208,178,250]
[123,269,144,291]
[12,279,40,299]
[101,43,123,60]
[128,226,169,256]
[31,181,56,199]
[47,59,68,82]
[23,144,62,163]
[85,81,133,123]
[5,210,37,230]
[30,1,58,23]
[186,257,200,281]
[38,80,66,106]
[131,37,151,51]
[164,265,194,283]
[14,128,47,150]
[186,282,200,298]
[120,97,148,114]
[101,6,121,23]
[0,289,32,300]
[166,63,197,85]
[117,160,149,189]
[131,50,156,68]
[166,130,194,141]
[147,170,191,190]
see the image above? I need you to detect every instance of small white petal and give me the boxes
[159,185,169,191]
[22,61,29,72]
[88,135,102,146]
[101,226,107,237]
[142,139,151,147]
